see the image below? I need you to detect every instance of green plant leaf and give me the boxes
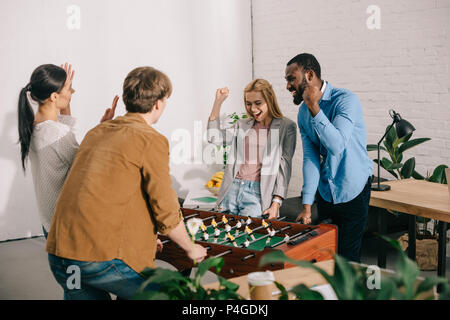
[291,284,325,300]
[140,267,157,278]
[380,157,393,170]
[397,257,420,300]
[415,276,449,299]
[373,159,399,179]
[387,170,399,179]
[400,157,416,179]
[138,268,187,294]
[412,170,425,180]
[398,138,431,154]
[398,132,413,144]
[396,152,403,164]
[428,165,448,184]
[438,283,450,300]
[389,163,403,170]
[218,275,239,291]
[259,251,340,297]
[374,277,397,300]
[133,291,170,300]
[367,144,387,152]
[196,257,225,278]
[385,125,396,151]
[333,254,359,299]
[274,281,289,300]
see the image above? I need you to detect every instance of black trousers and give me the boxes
[316,177,372,263]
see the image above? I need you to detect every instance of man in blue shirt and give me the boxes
[285,53,373,262]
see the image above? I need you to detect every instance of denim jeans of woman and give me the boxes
[48,254,156,300]
[220,179,263,217]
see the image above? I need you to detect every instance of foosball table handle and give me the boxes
[288,231,319,246]
[241,253,256,261]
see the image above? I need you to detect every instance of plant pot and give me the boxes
[398,233,438,271]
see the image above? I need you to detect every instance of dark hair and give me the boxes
[122,66,172,113]
[287,53,321,79]
[18,64,66,171]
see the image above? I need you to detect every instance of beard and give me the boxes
[292,78,307,105]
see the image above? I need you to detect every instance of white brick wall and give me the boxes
[251,0,450,198]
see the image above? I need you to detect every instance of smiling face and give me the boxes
[285,63,308,105]
[245,90,271,123]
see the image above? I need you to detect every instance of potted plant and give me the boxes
[133,257,243,300]
[259,236,450,300]
[133,236,450,300]
[367,125,448,270]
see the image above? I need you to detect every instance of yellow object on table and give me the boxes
[206,171,224,195]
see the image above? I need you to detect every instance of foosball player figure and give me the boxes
[262,219,271,234]
[245,225,256,241]
[211,218,218,229]
[200,223,209,241]
[243,238,250,248]
[266,228,276,245]
[213,228,221,243]
[234,219,244,237]
[222,215,231,232]
[226,232,238,247]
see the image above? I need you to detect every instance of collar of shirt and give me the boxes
[320,80,327,94]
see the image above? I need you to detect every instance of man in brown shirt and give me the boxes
[46,67,207,300]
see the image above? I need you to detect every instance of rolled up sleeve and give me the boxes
[311,94,358,157]
[299,126,321,205]
[141,135,183,235]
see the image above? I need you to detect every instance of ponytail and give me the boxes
[17,64,67,171]
[18,85,35,171]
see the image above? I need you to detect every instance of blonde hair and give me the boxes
[243,79,283,119]
[122,66,172,113]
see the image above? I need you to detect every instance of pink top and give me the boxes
[236,121,270,182]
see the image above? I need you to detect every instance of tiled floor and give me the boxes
[0,232,448,300]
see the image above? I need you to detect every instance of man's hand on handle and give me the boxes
[187,244,207,264]
[296,204,312,224]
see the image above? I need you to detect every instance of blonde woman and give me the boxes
[207,79,297,219]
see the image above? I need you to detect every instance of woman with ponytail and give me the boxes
[18,63,117,238]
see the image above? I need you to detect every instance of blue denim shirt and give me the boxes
[298,82,373,205]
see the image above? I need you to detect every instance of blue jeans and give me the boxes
[316,177,372,263]
[220,179,262,217]
[48,254,150,300]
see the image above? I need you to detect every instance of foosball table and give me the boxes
[156,208,338,278]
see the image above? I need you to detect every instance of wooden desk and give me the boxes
[203,259,334,299]
[370,179,450,280]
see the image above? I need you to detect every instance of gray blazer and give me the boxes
[207,116,297,212]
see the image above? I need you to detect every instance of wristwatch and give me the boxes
[272,198,283,206]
